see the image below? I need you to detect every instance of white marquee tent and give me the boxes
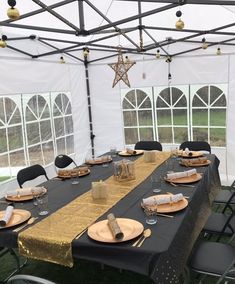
[1,0,235,195]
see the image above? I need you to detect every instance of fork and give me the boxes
[170,182,195,188]
[13,217,38,233]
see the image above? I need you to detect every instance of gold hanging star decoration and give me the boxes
[108,48,136,88]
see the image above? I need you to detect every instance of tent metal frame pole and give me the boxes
[2,0,76,24]
[88,3,177,34]
[84,58,95,157]
[84,0,140,49]
[38,39,84,62]
[78,0,85,31]
[31,0,81,33]
[116,0,235,5]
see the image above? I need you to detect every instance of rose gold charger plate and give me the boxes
[141,194,188,213]
[5,187,47,202]
[0,209,31,229]
[165,173,202,184]
[88,218,144,243]
[85,158,112,165]
[180,160,211,167]
[178,151,204,158]
[118,150,144,157]
[58,169,91,179]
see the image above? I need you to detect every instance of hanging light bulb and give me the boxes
[216,47,221,55]
[0,35,7,48]
[125,55,131,63]
[156,49,160,59]
[83,47,89,58]
[60,56,65,63]
[175,10,184,30]
[7,0,20,20]
[202,37,208,50]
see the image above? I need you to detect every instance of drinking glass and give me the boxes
[110,146,117,158]
[151,175,162,193]
[71,169,80,185]
[31,188,38,206]
[102,155,110,167]
[144,207,157,225]
[37,193,49,216]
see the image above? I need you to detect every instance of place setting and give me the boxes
[87,213,144,244]
[164,168,202,188]
[118,148,144,157]
[57,166,90,179]
[179,156,211,167]
[0,202,32,230]
[85,155,112,166]
[5,186,47,202]
[177,148,204,159]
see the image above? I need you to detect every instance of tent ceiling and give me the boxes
[0,0,235,63]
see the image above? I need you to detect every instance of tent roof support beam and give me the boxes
[31,0,81,33]
[143,28,170,55]
[88,3,177,34]
[1,0,76,24]
[6,45,33,57]
[172,37,235,56]
[38,39,84,62]
[84,0,140,49]
[145,22,235,51]
[0,22,76,35]
[78,0,85,31]
[116,0,235,5]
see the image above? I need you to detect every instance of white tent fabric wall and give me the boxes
[0,50,235,196]
[90,53,234,185]
[0,57,90,196]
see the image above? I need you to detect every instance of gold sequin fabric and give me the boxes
[18,152,170,267]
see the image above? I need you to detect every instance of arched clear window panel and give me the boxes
[121,88,154,146]
[191,84,227,147]
[52,92,74,155]
[154,86,189,144]
[0,92,74,182]
[25,93,53,165]
[0,96,25,180]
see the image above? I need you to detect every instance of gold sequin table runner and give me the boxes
[18,152,171,267]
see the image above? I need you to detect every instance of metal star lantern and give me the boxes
[108,49,135,88]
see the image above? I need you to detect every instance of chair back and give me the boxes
[7,274,57,284]
[54,154,77,169]
[179,141,211,153]
[17,164,49,188]
[134,141,162,151]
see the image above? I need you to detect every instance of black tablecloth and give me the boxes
[0,154,221,284]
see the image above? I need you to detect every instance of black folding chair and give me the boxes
[179,141,211,153]
[0,247,27,282]
[54,154,77,169]
[187,239,235,284]
[17,164,49,188]
[7,274,57,284]
[134,141,162,151]
[214,180,235,210]
[202,195,235,241]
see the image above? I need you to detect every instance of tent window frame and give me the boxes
[121,84,227,148]
[0,91,74,181]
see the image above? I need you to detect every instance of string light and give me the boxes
[202,37,208,49]
[175,10,184,30]
[83,47,89,58]
[60,56,65,63]
[7,0,20,20]
[0,35,7,48]
[156,49,160,59]
[216,47,221,55]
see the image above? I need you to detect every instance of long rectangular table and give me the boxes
[0,153,221,284]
